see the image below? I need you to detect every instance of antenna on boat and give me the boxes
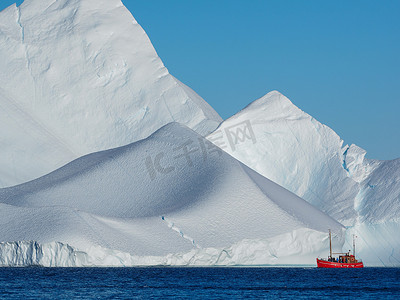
[329,229,332,259]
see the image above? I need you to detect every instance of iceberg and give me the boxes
[0,0,221,188]
[208,91,400,266]
[0,123,344,266]
[1,0,397,267]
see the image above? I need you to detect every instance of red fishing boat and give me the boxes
[316,230,364,268]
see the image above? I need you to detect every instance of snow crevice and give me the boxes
[342,145,350,173]
[161,216,200,249]
[16,5,24,43]
[16,5,36,88]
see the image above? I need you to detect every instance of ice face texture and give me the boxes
[0,0,222,187]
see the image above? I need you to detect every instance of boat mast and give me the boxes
[353,234,356,256]
[329,229,332,258]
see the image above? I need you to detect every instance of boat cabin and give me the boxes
[328,253,359,264]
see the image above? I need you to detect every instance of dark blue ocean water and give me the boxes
[0,267,399,299]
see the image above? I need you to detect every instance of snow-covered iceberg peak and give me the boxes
[208,90,400,266]
[0,0,222,187]
[207,90,359,225]
[0,122,344,266]
[237,90,305,119]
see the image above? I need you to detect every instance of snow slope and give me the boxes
[207,91,400,266]
[0,123,344,266]
[0,0,222,188]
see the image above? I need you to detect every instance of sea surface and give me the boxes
[0,267,399,299]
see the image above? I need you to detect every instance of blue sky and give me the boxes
[1,1,399,160]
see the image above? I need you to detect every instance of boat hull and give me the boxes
[316,259,364,268]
